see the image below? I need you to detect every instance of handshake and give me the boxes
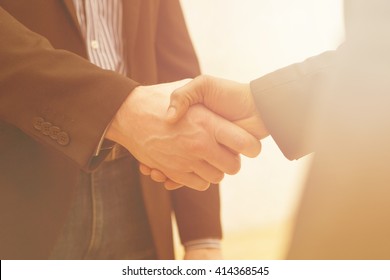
[106,75,269,191]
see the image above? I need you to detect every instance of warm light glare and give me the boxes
[180,0,344,259]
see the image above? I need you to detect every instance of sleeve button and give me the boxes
[49,126,61,140]
[57,131,70,146]
[33,117,45,130]
[41,122,52,135]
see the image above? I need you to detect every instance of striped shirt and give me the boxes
[72,0,127,75]
[73,0,128,159]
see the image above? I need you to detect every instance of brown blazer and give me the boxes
[251,0,390,259]
[0,0,221,259]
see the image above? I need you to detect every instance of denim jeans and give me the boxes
[50,154,156,259]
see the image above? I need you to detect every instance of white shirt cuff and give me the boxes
[184,239,221,251]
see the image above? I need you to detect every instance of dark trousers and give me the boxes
[50,154,156,259]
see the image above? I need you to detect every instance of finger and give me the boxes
[166,92,191,123]
[150,169,168,183]
[235,115,269,140]
[166,76,209,123]
[180,121,241,175]
[202,144,241,175]
[145,162,222,187]
[164,180,184,190]
[214,119,262,158]
[139,164,152,175]
[144,168,183,189]
[192,160,225,184]
[141,166,184,189]
[165,171,211,191]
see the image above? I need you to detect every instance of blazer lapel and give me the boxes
[122,0,141,70]
[62,0,84,40]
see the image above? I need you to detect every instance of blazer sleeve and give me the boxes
[0,6,138,171]
[155,0,222,244]
[250,51,337,160]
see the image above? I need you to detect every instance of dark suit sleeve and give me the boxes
[250,51,336,160]
[0,6,138,171]
[155,0,222,244]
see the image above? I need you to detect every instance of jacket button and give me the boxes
[33,117,45,130]
[41,122,52,136]
[49,126,61,140]
[57,131,70,146]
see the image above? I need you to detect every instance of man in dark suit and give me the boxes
[0,0,261,259]
[150,0,390,258]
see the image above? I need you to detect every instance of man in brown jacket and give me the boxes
[0,0,261,259]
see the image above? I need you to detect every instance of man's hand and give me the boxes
[167,75,269,139]
[140,76,269,188]
[106,80,261,191]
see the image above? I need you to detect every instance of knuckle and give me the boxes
[198,75,211,95]
[198,74,212,85]
[170,90,182,102]
[197,75,208,85]
[171,91,189,110]
[187,139,206,153]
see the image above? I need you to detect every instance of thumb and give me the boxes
[166,77,205,123]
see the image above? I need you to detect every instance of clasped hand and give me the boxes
[107,77,268,191]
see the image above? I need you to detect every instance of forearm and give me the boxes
[250,51,337,160]
[0,7,137,170]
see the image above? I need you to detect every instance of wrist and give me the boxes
[105,86,144,147]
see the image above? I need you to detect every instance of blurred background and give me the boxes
[175,0,345,259]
